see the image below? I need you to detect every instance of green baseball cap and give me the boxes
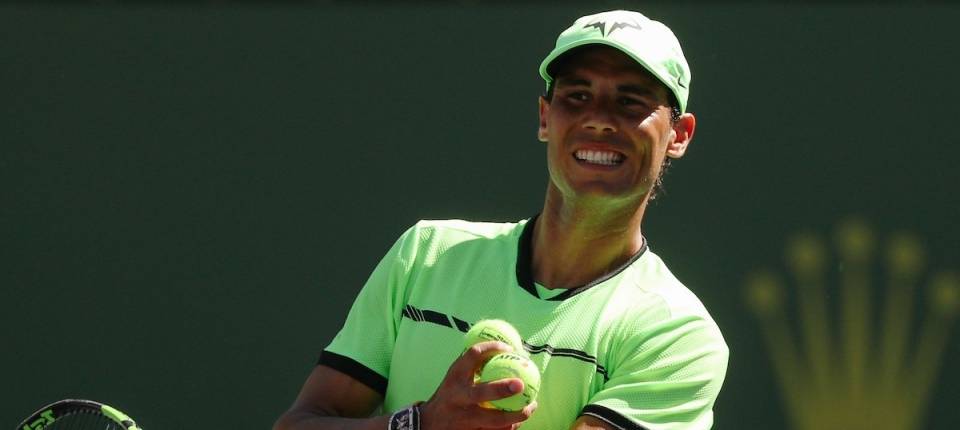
[539,10,692,113]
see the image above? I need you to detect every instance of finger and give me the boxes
[469,378,524,403]
[520,401,538,417]
[452,341,513,381]
[470,403,537,428]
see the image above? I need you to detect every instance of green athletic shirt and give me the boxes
[321,217,728,430]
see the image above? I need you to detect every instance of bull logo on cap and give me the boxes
[583,20,641,37]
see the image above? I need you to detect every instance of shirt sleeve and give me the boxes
[581,311,729,430]
[319,224,422,396]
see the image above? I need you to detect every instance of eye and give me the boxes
[566,91,589,103]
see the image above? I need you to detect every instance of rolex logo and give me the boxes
[744,218,958,429]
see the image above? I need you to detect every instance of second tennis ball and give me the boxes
[478,352,541,411]
[463,319,525,354]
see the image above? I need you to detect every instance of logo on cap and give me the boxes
[583,20,641,37]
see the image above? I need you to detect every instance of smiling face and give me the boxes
[538,45,694,209]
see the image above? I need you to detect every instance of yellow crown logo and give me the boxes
[745,218,959,430]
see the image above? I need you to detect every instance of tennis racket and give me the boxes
[16,399,142,430]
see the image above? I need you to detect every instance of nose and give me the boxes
[581,109,617,134]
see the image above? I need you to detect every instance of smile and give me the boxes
[574,149,625,166]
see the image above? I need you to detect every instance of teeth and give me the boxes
[575,150,623,166]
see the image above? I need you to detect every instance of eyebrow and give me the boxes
[617,85,658,99]
[555,77,661,100]
[555,78,591,88]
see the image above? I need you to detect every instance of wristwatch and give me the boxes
[388,402,423,430]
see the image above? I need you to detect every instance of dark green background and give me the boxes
[3,3,958,429]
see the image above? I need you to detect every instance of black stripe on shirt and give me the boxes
[581,404,650,430]
[401,306,610,381]
[422,309,453,328]
[317,350,388,396]
[402,304,417,320]
[525,342,609,381]
[451,316,471,333]
[403,304,456,329]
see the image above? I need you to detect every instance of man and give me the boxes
[275,10,728,430]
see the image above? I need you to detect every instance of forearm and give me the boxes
[273,410,390,430]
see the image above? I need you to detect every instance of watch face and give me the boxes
[389,405,421,430]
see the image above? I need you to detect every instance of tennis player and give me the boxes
[275,10,728,430]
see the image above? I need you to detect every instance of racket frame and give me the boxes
[17,398,142,430]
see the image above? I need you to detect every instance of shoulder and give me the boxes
[605,248,727,353]
[389,218,529,267]
[410,218,528,239]
[400,218,529,250]
[596,250,729,395]
[625,248,715,320]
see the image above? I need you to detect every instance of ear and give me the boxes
[538,96,550,143]
[666,112,696,159]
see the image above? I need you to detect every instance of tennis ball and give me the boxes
[478,352,541,412]
[463,319,525,354]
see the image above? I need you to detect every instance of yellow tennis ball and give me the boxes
[478,352,541,412]
[463,319,525,354]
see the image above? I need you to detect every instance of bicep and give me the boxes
[286,364,384,418]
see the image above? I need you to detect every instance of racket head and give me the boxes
[17,398,142,430]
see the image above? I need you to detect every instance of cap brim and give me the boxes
[538,39,683,112]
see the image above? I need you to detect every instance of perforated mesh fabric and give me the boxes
[324,219,727,429]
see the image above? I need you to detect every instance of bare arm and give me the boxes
[273,364,387,430]
[568,415,617,430]
[274,342,537,430]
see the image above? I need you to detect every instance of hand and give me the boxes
[419,341,538,430]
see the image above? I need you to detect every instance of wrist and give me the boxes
[388,402,423,430]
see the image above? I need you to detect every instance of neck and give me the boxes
[532,185,650,289]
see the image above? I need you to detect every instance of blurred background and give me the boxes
[2,1,958,429]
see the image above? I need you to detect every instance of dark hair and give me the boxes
[542,47,683,200]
